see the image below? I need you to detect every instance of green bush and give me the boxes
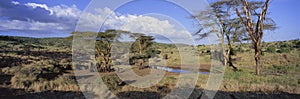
[279,43,291,48]
[266,45,276,53]
[277,48,291,53]
[146,49,161,57]
[295,41,300,48]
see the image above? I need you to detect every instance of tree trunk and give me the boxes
[227,48,238,71]
[226,34,238,71]
[138,59,144,69]
[255,56,260,75]
[254,43,261,75]
[235,0,270,75]
[220,34,226,66]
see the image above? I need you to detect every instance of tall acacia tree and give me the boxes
[95,29,129,72]
[194,0,246,70]
[235,0,274,75]
[130,35,156,68]
[135,36,155,55]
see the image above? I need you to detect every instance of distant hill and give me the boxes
[0,35,299,51]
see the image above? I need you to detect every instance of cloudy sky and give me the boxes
[0,0,299,44]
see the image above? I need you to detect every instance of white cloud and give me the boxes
[0,20,67,31]
[11,1,19,5]
[76,7,115,31]
[50,4,81,18]
[0,1,80,34]
[77,7,192,42]
[25,2,81,18]
[25,3,53,15]
[1,1,193,43]
[120,15,176,34]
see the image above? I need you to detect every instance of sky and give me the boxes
[266,0,300,41]
[0,0,299,44]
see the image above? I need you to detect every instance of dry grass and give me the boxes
[11,73,79,92]
[1,37,299,98]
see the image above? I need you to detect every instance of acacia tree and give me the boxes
[235,0,274,75]
[135,36,155,55]
[194,0,247,70]
[130,35,157,68]
[95,29,129,72]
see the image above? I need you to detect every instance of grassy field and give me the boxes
[0,36,299,98]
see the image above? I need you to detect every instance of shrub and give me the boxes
[11,73,37,89]
[266,45,276,53]
[11,73,78,92]
[146,49,161,57]
[295,41,300,48]
[279,43,290,48]
[277,48,291,53]
[9,59,75,92]
[99,74,123,92]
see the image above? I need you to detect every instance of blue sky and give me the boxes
[266,0,300,41]
[0,0,299,44]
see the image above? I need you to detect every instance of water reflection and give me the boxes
[149,66,210,74]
